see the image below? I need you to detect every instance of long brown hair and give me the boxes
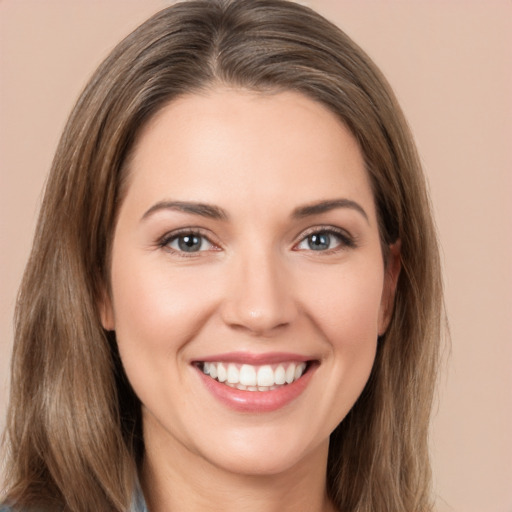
[2,1,443,510]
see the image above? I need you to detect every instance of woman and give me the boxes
[1,1,443,511]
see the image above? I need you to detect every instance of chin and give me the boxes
[205,443,323,478]
[185,418,332,478]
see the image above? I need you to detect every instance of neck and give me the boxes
[140,416,336,512]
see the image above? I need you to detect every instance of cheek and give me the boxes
[108,254,216,394]
[300,260,385,346]
[111,255,211,340]
[296,260,384,419]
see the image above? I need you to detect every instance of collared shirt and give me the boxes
[132,486,148,512]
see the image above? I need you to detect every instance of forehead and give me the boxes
[124,88,376,220]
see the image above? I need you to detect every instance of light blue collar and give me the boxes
[132,480,148,512]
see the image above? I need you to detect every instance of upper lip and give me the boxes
[191,351,315,365]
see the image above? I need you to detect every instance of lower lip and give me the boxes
[195,364,316,413]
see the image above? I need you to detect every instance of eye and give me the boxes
[161,231,217,254]
[295,228,354,252]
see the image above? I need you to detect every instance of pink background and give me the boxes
[1,1,511,510]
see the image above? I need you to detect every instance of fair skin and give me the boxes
[101,88,400,512]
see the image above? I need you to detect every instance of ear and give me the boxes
[378,240,401,336]
[98,287,115,331]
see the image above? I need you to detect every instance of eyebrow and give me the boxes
[292,199,369,223]
[141,198,368,223]
[141,200,229,221]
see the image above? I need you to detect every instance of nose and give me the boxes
[220,249,298,336]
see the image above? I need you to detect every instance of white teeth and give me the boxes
[275,365,286,385]
[285,364,296,384]
[227,364,239,384]
[200,361,309,391]
[217,363,227,382]
[295,363,306,380]
[257,365,274,387]
[239,364,257,386]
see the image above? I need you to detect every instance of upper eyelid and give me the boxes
[160,226,213,239]
[295,225,353,241]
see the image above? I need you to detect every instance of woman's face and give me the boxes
[101,89,399,477]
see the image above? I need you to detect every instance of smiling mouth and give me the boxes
[196,361,312,392]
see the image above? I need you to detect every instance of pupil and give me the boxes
[309,233,329,250]
[178,235,201,252]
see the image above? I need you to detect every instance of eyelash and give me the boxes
[157,228,220,257]
[293,226,356,254]
[157,226,356,257]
